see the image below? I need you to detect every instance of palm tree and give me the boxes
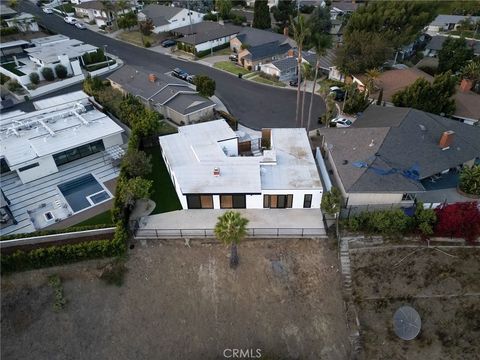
[300,62,313,128]
[214,211,249,269]
[306,33,332,132]
[290,15,310,128]
[318,83,335,127]
[321,187,342,238]
[365,68,381,95]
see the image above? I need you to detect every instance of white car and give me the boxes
[331,117,353,128]
[64,16,77,24]
[75,22,86,30]
[42,7,53,14]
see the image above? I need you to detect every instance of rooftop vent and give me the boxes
[368,139,375,147]
[148,74,157,83]
[213,167,220,177]
[439,130,455,149]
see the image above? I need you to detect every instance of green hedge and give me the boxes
[196,43,230,58]
[0,224,112,242]
[0,27,18,36]
[1,223,127,273]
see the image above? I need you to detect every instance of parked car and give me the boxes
[186,75,196,84]
[172,68,188,80]
[331,117,353,128]
[64,16,77,24]
[289,78,300,87]
[75,22,86,30]
[42,7,53,14]
[329,86,346,101]
[161,39,176,48]
[229,54,238,62]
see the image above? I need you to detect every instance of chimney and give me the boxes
[213,167,220,176]
[287,48,294,57]
[283,26,289,37]
[439,130,455,149]
[148,74,157,83]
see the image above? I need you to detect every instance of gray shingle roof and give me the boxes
[150,85,196,105]
[270,56,297,72]
[321,105,480,193]
[164,93,215,115]
[140,4,183,27]
[107,65,185,100]
[430,15,480,27]
[426,35,480,54]
[173,22,240,45]
[245,42,292,61]
[235,27,291,47]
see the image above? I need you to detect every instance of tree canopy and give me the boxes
[438,37,475,74]
[392,71,457,115]
[216,0,232,19]
[252,0,271,29]
[271,0,295,29]
[194,75,216,97]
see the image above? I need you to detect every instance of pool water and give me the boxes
[58,174,110,213]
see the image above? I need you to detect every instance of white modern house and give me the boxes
[0,91,125,235]
[159,120,323,210]
[138,4,204,33]
[5,12,39,32]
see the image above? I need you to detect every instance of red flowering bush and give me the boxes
[434,202,480,243]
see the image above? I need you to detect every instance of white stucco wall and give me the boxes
[14,156,58,184]
[345,192,405,206]
[102,133,124,148]
[194,35,234,52]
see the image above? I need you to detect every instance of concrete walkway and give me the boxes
[136,209,326,238]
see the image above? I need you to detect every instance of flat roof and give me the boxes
[159,120,322,194]
[0,92,124,167]
[0,40,29,49]
[25,39,97,63]
[30,35,70,46]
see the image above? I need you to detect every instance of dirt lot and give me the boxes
[1,239,349,360]
[350,246,480,360]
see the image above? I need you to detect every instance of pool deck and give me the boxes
[0,152,119,236]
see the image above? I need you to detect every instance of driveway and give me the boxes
[18,1,326,130]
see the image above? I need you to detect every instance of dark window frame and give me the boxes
[303,194,312,208]
[53,140,105,166]
[18,162,40,172]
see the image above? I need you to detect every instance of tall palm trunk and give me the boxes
[307,58,320,132]
[230,243,239,268]
[301,75,308,128]
[295,52,302,127]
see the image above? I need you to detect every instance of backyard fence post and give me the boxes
[277,228,279,237]
[155,229,159,239]
[180,229,183,238]
[302,228,304,237]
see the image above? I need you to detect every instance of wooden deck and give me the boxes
[0,152,120,236]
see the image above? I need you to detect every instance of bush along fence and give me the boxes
[1,76,174,273]
[343,201,480,243]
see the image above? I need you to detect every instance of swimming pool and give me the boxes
[58,174,111,213]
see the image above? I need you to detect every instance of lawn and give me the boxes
[55,3,75,13]
[250,75,286,87]
[73,211,113,227]
[144,146,182,214]
[1,62,25,76]
[117,31,157,47]
[214,61,251,76]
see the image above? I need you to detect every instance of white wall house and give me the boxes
[427,15,480,35]
[138,5,204,34]
[5,13,39,32]
[74,0,135,28]
[159,120,323,210]
[0,91,124,185]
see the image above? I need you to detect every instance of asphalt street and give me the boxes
[14,1,326,130]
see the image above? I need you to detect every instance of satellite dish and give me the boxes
[393,306,421,340]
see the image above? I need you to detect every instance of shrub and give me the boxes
[121,149,152,178]
[55,64,68,79]
[459,165,480,196]
[7,79,21,92]
[203,12,218,21]
[194,74,216,97]
[41,67,55,81]
[345,209,412,236]
[0,27,18,36]
[0,73,11,85]
[29,72,40,84]
[434,202,480,243]
[259,72,280,82]
[413,203,437,238]
[0,224,113,241]
[144,40,151,48]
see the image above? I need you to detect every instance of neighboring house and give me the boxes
[0,35,95,87]
[329,18,344,44]
[138,4,204,33]
[259,49,335,81]
[246,0,279,8]
[231,27,295,70]
[5,13,39,33]
[353,68,480,125]
[424,35,480,57]
[159,120,323,210]
[173,22,240,53]
[426,15,480,35]
[319,105,480,206]
[74,0,135,28]
[327,0,359,20]
[0,40,30,62]
[108,65,216,125]
[0,91,125,235]
[231,8,254,26]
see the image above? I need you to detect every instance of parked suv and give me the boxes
[161,39,176,48]
[229,54,238,62]
[64,16,77,24]
[172,68,188,80]
[329,86,346,101]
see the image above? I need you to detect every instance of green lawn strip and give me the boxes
[1,62,25,76]
[55,3,75,13]
[73,210,113,227]
[214,61,251,76]
[144,146,182,214]
[117,31,155,47]
[250,75,286,87]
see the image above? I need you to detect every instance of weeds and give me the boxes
[48,275,67,312]
[100,258,128,286]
